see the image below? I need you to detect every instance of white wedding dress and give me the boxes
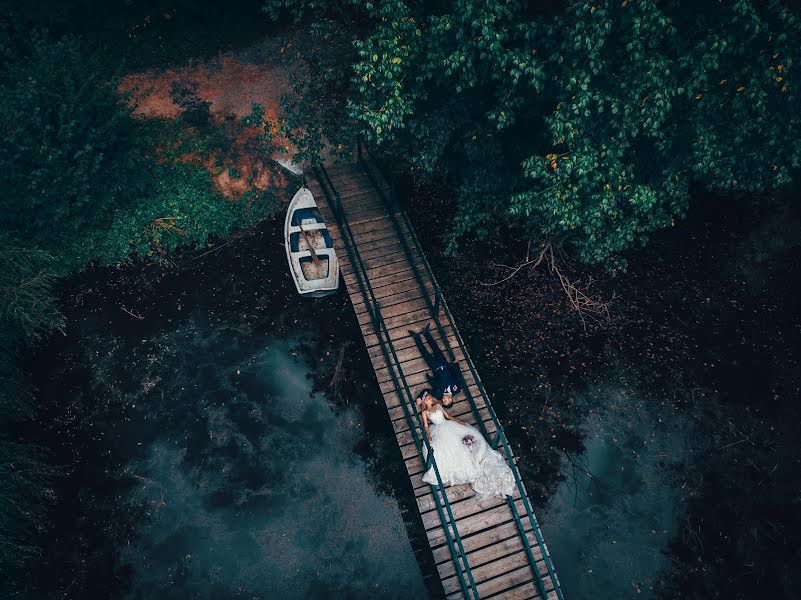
[422,408,516,497]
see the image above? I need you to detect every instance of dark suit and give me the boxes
[427,362,462,400]
[412,328,462,400]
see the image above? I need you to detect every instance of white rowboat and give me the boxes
[284,187,340,297]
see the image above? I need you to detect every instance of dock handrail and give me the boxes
[313,165,481,600]
[350,160,490,441]
[353,142,564,600]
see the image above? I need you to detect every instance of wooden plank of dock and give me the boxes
[308,162,561,600]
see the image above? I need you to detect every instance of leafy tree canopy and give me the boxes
[264,0,801,268]
[0,29,285,276]
[0,31,144,272]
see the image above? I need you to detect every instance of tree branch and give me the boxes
[481,243,548,287]
[480,240,614,331]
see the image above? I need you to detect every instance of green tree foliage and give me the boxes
[0,30,284,273]
[0,435,59,585]
[0,238,63,588]
[0,239,65,342]
[0,31,144,273]
[245,12,364,167]
[263,0,801,268]
[512,1,801,266]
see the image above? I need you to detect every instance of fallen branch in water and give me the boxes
[482,243,548,287]
[329,343,348,402]
[718,437,748,450]
[121,305,144,320]
[131,474,166,514]
[481,241,613,331]
[186,238,236,263]
[547,244,613,332]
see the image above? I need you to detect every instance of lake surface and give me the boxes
[28,221,428,599]
[540,385,691,598]
[113,325,424,599]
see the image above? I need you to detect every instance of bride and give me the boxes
[419,391,515,497]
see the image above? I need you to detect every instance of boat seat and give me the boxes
[293,248,336,260]
[288,222,328,232]
[298,254,330,264]
[290,230,334,253]
[290,207,324,226]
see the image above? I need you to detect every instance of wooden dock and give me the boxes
[308,160,562,600]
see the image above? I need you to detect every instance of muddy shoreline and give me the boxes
[405,179,801,598]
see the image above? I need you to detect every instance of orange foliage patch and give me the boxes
[119,52,292,200]
[120,54,288,121]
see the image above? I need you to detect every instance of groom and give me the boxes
[409,324,462,407]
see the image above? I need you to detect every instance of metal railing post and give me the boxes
[491,427,504,450]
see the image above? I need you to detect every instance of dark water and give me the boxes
[534,197,801,598]
[26,220,428,599]
[107,325,423,599]
[540,387,689,599]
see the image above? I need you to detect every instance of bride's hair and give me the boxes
[416,388,434,404]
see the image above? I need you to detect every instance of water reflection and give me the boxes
[102,318,424,599]
[541,389,689,598]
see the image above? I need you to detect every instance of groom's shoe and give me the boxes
[408,329,419,338]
